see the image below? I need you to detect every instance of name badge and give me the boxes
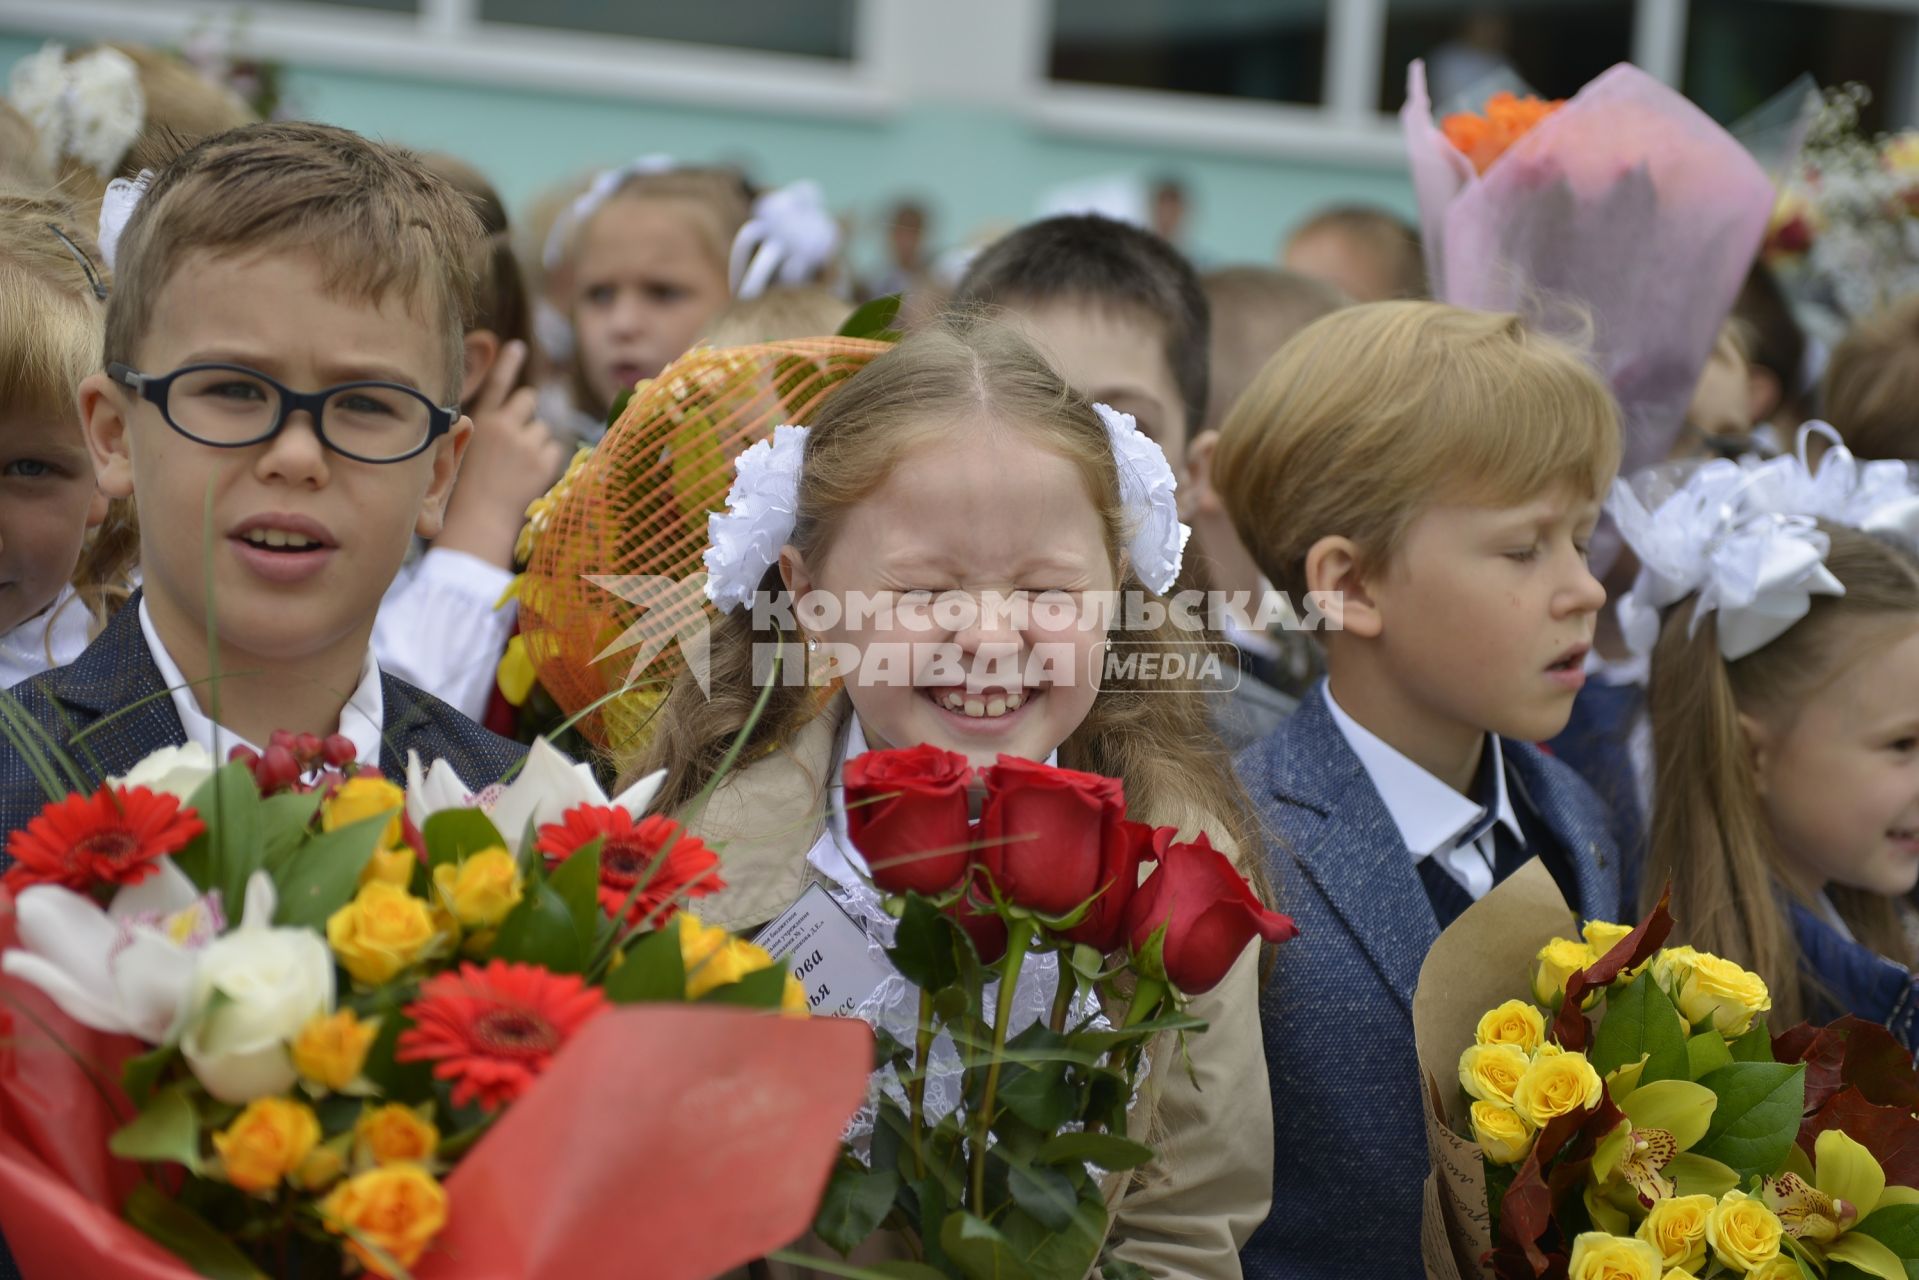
[756,882,897,1020]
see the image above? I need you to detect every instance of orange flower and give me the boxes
[320,1164,447,1274]
[1441,91,1564,174]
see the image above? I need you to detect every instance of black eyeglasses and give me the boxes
[107,363,458,464]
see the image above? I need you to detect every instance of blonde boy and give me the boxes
[1218,302,1626,1280]
[1,123,524,832]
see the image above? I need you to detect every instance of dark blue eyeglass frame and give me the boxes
[106,361,459,464]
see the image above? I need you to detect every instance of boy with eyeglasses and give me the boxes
[0,122,525,836]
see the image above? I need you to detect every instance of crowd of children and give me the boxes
[5,35,1919,1280]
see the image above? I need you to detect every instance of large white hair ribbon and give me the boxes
[8,43,144,180]
[729,180,841,300]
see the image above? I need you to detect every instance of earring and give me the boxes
[806,634,819,653]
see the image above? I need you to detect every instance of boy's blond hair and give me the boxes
[1823,294,1919,461]
[1199,265,1346,433]
[104,122,482,400]
[1214,301,1620,600]
[699,286,852,348]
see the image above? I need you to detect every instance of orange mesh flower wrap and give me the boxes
[517,338,890,750]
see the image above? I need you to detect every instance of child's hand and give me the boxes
[435,340,568,569]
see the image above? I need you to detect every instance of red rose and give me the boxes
[946,880,1009,966]
[844,745,975,895]
[1123,833,1297,994]
[979,756,1126,916]
[1060,819,1170,953]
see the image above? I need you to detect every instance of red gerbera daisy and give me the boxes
[4,785,204,895]
[395,960,607,1111]
[533,805,724,927]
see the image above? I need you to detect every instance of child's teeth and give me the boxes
[985,696,1006,717]
[943,691,964,710]
[964,697,985,717]
[1006,692,1023,710]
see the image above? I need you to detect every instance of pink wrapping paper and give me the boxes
[1402,60,1779,480]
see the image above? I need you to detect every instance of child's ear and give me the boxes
[78,371,135,500]
[1304,535,1382,639]
[461,330,501,407]
[778,544,813,604]
[84,489,109,530]
[1186,429,1220,514]
[1737,710,1773,795]
[413,414,475,541]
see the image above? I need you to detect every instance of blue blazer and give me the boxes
[0,592,527,841]
[1236,685,1623,1280]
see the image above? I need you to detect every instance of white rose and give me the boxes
[109,742,217,803]
[180,873,335,1103]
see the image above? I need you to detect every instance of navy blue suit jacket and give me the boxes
[0,594,526,840]
[1236,686,1623,1280]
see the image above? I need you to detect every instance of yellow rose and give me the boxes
[327,881,443,985]
[324,776,407,851]
[677,913,778,1000]
[1476,999,1547,1054]
[1635,1194,1715,1272]
[1707,1191,1784,1272]
[291,1009,378,1091]
[781,973,809,1018]
[1469,1101,1535,1165]
[212,1096,321,1193]
[1512,1048,1604,1127]
[1567,1232,1663,1280]
[1460,1043,1532,1106]
[431,847,524,930]
[1744,1258,1805,1280]
[355,1103,440,1167]
[1672,953,1771,1038]
[1534,937,1598,1006]
[294,1134,351,1192]
[320,1163,448,1273]
[1583,920,1634,958]
[360,845,418,889]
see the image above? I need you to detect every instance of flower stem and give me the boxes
[970,916,1036,1214]
[1049,952,1077,1034]
[909,987,934,1180]
[1122,974,1168,1028]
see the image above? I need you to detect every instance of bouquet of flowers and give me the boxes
[1416,862,1919,1280]
[1762,83,1919,348]
[1402,60,1781,487]
[805,744,1296,1279]
[0,733,874,1279]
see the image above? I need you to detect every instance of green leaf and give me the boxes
[258,789,326,872]
[108,1085,201,1174]
[1101,1260,1152,1280]
[181,763,265,912]
[603,925,686,1003]
[998,1064,1077,1132]
[890,894,963,992]
[1825,1232,1909,1280]
[1034,1132,1156,1171]
[998,1194,1109,1280]
[1694,1062,1807,1181]
[1852,1202,1919,1262]
[1592,971,1691,1084]
[837,294,903,342]
[123,1183,268,1280]
[359,998,434,1098]
[940,1211,1036,1280]
[423,808,508,869]
[1065,1012,1207,1056]
[546,839,604,947]
[1688,1029,1735,1081]
[121,1043,178,1104]
[814,1163,900,1255]
[1730,1019,1775,1063]
[1003,1157,1078,1231]
[272,811,389,930]
[491,877,587,973]
[605,386,634,429]
[699,961,792,1010]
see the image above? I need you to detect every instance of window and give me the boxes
[1685,0,1918,132]
[476,0,859,61]
[1379,0,1635,113]
[1048,0,1331,106]
[255,0,419,11]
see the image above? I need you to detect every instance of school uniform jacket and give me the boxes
[1235,685,1623,1280]
[686,694,1275,1280]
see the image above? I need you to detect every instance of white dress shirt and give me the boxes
[1324,681,1523,901]
[0,586,94,689]
[373,547,518,723]
[138,596,384,766]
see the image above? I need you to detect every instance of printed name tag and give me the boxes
[756,882,897,1020]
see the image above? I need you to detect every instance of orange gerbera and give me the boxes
[4,785,204,894]
[396,960,606,1111]
[533,805,724,927]
[1441,91,1564,174]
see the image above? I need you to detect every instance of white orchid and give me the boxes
[404,738,666,847]
[2,858,221,1044]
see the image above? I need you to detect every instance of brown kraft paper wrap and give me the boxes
[1412,861,1584,1280]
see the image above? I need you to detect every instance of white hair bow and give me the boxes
[8,43,145,180]
[96,168,152,271]
[702,404,1191,613]
[541,154,676,272]
[1609,422,1919,661]
[729,180,841,300]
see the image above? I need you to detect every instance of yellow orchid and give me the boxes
[1585,1079,1740,1232]
[1762,1129,1919,1280]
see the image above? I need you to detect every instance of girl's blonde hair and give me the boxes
[560,167,755,417]
[1644,524,1919,1022]
[0,187,135,627]
[631,313,1263,868]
